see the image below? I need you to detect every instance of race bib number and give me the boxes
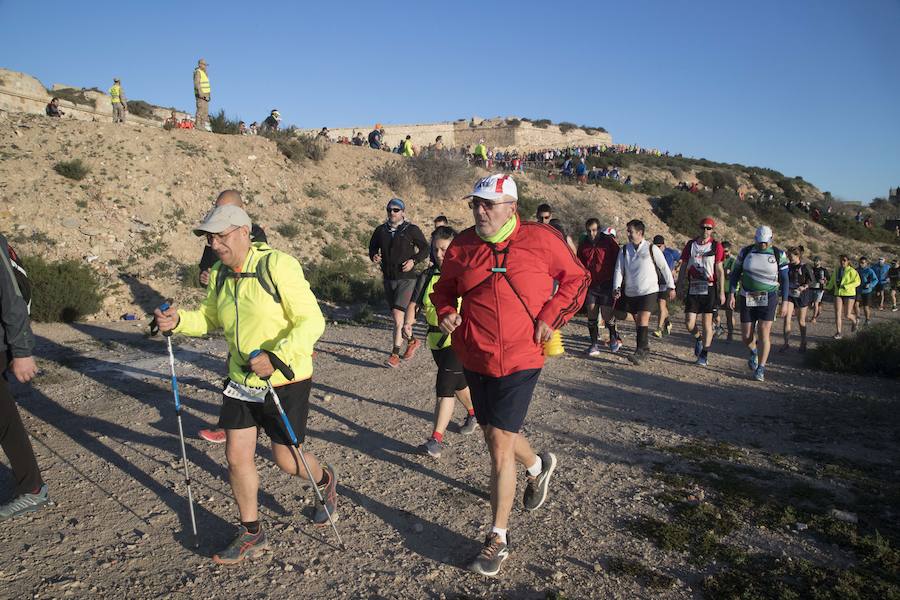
[745,291,769,307]
[223,380,269,404]
[689,281,709,295]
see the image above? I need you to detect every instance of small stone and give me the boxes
[284,564,294,572]
[553,570,565,581]
[322,394,334,402]
[794,522,809,531]
[593,563,603,573]
[829,509,858,524]
[413,523,424,534]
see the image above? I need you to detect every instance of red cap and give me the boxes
[700,217,716,228]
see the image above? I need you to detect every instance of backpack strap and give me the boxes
[214,251,281,304]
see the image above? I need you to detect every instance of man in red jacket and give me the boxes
[432,174,589,577]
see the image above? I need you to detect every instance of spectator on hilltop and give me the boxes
[317,127,330,140]
[163,110,178,130]
[401,135,415,157]
[368,124,384,149]
[262,110,281,133]
[248,121,258,135]
[576,158,588,183]
[238,121,247,135]
[45,97,64,118]
[473,139,488,166]
[352,132,366,146]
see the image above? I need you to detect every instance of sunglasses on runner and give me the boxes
[205,227,239,244]
[468,199,515,210]
[387,207,403,213]
[701,226,713,230]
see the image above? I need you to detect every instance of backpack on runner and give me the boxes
[214,249,282,304]
[5,243,32,314]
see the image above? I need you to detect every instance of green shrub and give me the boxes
[22,256,102,322]
[304,182,328,198]
[209,109,242,134]
[263,129,328,162]
[819,213,898,246]
[372,161,413,193]
[126,100,160,121]
[558,121,578,134]
[806,321,900,377]
[533,119,551,129]
[697,170,738,190]
[305,256,382,305]
[177,264,203,288]
[751,203,795,232]
[505,118,521,127]
[320,243,348,261]
[655,191,707,236]
[275,222,301,239]
[407,154,474,198]
[53,159,90,181]
[776,178,803,201]
[636,180,674,196]
[515,180,544,220]
[49,87,101,107]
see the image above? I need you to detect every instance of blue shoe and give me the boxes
[696,354,708,367]
[609,338,622,353]
[693,337,703,357]
[748,350,759,371]
[754,365,765,381]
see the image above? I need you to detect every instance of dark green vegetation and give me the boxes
[305,254,381,307]
[22,256,102,322]
[209,109,242,135]
[373,155,474,199]
[47,87,102,107]
[806,320,900,378]
[53,159,90,181]
[125,100,159,121]
[262,129,329,163]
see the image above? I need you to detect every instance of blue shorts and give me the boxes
[739,291,779,323]
[464,368,541,433]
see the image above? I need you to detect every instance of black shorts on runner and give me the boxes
[585,282,615,307]
[431,347,467,398]
[810,289,825,303]
[789,291,810,309]
[739,291,778,323]
[464,368,541,433]
[383,278,417,311]
[857,292,872,308]
[684,285,717,314]
[622,293,657,314]
[218,378,312,445]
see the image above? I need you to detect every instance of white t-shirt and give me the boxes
[613,240,675,297]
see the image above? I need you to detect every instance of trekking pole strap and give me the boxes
[248,349,295,381]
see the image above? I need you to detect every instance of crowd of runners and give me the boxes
[1,171,898,579]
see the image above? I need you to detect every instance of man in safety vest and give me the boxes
[193,58,211,129]
[109,78,127,124]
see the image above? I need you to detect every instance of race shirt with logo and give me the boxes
[734,245,788,295]
[681,238,724,285]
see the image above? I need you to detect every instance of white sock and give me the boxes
[490,526,507,544]
[526,456,543,477]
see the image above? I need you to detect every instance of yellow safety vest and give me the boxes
[196,69,210,95]
[109,84,121,104]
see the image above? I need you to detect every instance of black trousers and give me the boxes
[0,359,43,496]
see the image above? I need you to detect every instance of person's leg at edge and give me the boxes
[455,386,474,414]
[600,305,618,344]
[685,311,698,342]
[586,302,599,346]
[635,310,651,352]
[702,312,714,350]
[658,298,669,334]
[484,426,537,532]
[781,301,794,349]
[834,297,843,336]
[798,306,808,351]
[390,307,405,355]
[432,397,457,438]
[271,441,324,484]
[757,320,773,367]
[846,298,857,329]
[0,379,44,496]
[742,321,756,351]
[225,427,261,523]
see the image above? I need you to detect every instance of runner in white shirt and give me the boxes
[676,217,725,367]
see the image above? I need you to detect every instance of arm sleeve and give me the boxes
[680,242,691,262]
[411,226,430,263]
[0,242,34,358]
[368,229,379,261]
[410,269,431,309]
[193,70,201,95]
[174,266,222,336]
[432,242,463,320]
[849,268,861,288]
[728,250,744,292]
[612,248,625,291]
[778,256,790,301]
[651,245,675,290]
[269,254,326,363]
[714,241,725,263]
[536,233,590,330]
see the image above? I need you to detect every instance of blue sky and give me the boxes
[2,0,898,203]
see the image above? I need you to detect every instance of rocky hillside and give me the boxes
[0,111,887,320]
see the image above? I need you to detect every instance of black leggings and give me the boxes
[0,371,43,496]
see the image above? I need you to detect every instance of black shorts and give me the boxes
[464,368,541,433]
[383,278,417,311]
[585,282,615,307]
[622,293,657,314]
[788,291,810,309]
[684,285,717,314]
[878,282,890,293]
[739,291,778,323]
[218,378,311,446]
[857,292,872,307]
[431,347,467,398]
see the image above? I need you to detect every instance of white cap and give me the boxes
[193,205,252,236]
[754,225,773,243]
[603,227,616,237]
[464,174,518,202]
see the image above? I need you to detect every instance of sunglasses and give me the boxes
[206,226,239,244]
[702,226,713,230]
[387,207,403,213]
[469,199,515,210]
[538,215,551,221]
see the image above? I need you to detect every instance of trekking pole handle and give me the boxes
[159,299,175,338]
[248,349,295,381]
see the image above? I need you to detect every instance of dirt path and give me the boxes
[1,305,898,599]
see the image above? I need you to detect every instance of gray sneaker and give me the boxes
[0,484,49,521]
[423,437,443,457]
[212,526,269,565]
[523,452,557,511]
[467,532,511,577]
[313,464,339,526]
[459,415,478,435]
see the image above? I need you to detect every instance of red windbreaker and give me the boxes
[431,215,589,377]
[577,233,619,287]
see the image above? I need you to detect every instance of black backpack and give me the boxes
[6,243,32,314]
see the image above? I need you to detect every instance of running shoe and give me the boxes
[627,348,648,365]
[754,365,766,382]
[586,343,602,357]
[386,353,400,368]
[609,338,623,353]
[799,342,807,353]
[748,350,759,371]
[0,484,49,521]
[199,428,226,443]
[696,354,708,367]
[401,338,421,360]
[523,452,557,511]
[851,320,858,333]
[693,336,703,357]
[468,532,511,577]
[313,464,339,526]
[212,526,269,565]
[833,333,842,340]
[460,415,478,435]
[652,329,662,338]
[422,437,443,458]
[892,306,898,312]
[664,320,672,336]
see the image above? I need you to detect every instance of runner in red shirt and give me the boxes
[676,217,725,366]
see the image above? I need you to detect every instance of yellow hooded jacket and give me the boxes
[825,265,861,297]
[174,242,325,387]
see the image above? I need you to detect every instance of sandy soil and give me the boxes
[1,300,897,599]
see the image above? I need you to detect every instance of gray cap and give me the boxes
[192,205,251,236]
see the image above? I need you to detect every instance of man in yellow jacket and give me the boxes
[154,204,337,565]
[109,78,127,124]
[193,58,211,129]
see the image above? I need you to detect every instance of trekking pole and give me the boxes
[159,301,199,548]
[248,349,345,550]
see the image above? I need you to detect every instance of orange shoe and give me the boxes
[386,353,400,368]
[401,338,421,360]
[199,428,226,443]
